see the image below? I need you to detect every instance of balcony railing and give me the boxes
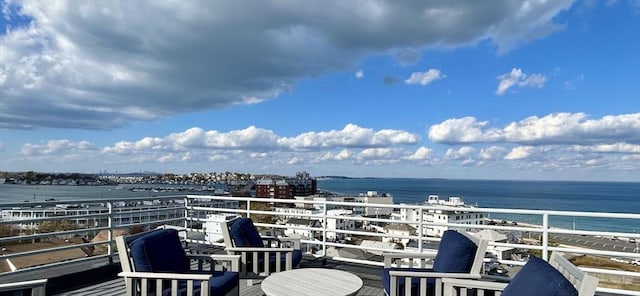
[0,195,639,295]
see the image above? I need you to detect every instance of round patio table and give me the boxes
[261,268,363,296]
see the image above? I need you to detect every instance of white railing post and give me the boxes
[418,207,424,253]
[183,196,189,229]
[107,201,114,261]
[246,198,251,218]
[322,199,328,257]
[542,213,549,261]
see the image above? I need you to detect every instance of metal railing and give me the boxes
[0,194,639,295]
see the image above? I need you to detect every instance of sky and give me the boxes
[0,0,639,182]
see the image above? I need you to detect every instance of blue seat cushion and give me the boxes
[230,218,264,247]
[158,271,239,296]
[502,256,577,296]
[432,230,477,273]
[129,229,189,273]
[382,267,436,296]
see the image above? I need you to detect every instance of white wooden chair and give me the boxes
[116,228,241,296]
[382,230,489,296]
[442,252,599,296]
[220,217,302,284]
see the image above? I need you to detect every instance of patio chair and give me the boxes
[382,230,489,296]
[220,217,302,282]
[442,252,599,296]
[116,228,241,296]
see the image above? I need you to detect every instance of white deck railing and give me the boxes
[0,195,639,295]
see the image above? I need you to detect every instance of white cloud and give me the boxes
[0,1,575,130]
[279,124,419,150]
[496,68,547,95]
[429,112,640,145]
[571,143,640,154]
[355,70,364,79]
[22,140,95,155]
[478,146,508,160]
[405,69,446,86]
[428,117,501,144]
[407,147,433,160]
[504,146,536,160]
[101,124,419,156]
[445,146,476,160]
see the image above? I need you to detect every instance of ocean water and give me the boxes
[317,178,640,233]
[1,178,639,233]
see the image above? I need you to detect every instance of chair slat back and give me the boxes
[459,231,489,275]
[220,216,241,250]
[549,252,599,296]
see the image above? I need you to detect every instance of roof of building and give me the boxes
[285,218,317,226]
[384,223,416,232]
[473,229,508,242]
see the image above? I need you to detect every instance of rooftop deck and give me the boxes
[51,255,387,296]
[1,194,639,295]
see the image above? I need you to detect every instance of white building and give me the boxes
[283,218,321,239]
[383,223,416,246]
[295,190,394,216]
[396,195,486,237]
[325,209,356,241]
[273,207,357,241]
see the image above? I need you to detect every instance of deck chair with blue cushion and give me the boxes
[116,228,241,296]
[442,251,599,296]
[220,217,302,283]
[382,230,488,296]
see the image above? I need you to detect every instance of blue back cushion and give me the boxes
[230,218,264,247]
[432,230,478,273]
[502,256,577,296]
[129,229,189,273]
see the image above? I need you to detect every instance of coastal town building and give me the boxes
[395,195,486,237]
[282,218,322,239]
[294,190,394,216]
[2,199,239,230]
[255,171,317,199]
[272,207,358,241]
[383,223,416,246]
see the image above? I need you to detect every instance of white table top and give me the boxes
[261,268,363,296]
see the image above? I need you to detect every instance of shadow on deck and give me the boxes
[42,244,385,296]
[51,256,385,296]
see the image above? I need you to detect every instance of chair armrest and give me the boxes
[441,278,508,296]
[382,252,436,268]
[209,254,241,272]
[184,254,240,272]
[118,271,213,281]
[226,247,295,252]
[276,237,301,249]
[389,270,482,280]
[261,236,282,247]
[260,236,301,248]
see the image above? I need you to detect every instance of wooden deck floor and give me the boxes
[53,277,385,296]
[51,254,386,296]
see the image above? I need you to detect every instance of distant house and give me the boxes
[283,218,321,239]
[383,223,416,246]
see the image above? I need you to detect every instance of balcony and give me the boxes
[0,195,639,295]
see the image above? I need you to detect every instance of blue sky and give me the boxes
[0,0,639,181]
